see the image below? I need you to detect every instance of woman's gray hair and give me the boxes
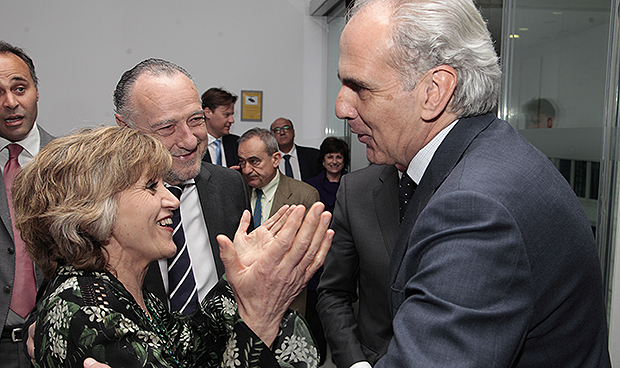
[113,58,194,126]
[348,0,501,118]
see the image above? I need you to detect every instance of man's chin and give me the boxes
[166,164,201,185]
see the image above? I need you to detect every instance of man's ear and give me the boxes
[115,114,128,127]
[420,65,457,121]
[204,107,213,120]
[272,152,282,167]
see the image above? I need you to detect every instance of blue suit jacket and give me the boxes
[378,113,610,367]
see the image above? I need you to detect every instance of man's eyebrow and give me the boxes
[150,118,176,129]
[188,110,205,118]
[10,75,30,84]
[151,110,204,129]
[338,73,371,90]
[239,155,261,161]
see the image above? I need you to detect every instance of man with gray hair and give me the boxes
[112,59,330,355]
[335,0,610,367]
[113,58,249,317]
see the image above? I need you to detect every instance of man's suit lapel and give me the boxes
[271,173,293,217]
[373,165,400,258]
[0,170,12,243]
[195,165,225,276]
[38,126,54,147]
[389,113,497,285]
[0,126,54,286]
[0,125,53,245]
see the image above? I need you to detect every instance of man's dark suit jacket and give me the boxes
[0,126,53,332]
[144,162,250,303]
[317,164,398,367]
[202,134,240,168]
[377,113,610,367]
[295,145,321,181]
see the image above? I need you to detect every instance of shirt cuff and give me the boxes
[350,361,373,368]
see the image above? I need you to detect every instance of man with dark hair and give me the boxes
[201,87,239,167]
[270,117,321,181]
[0,40,53,368]
[335,0,610,366]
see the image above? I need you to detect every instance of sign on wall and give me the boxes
[241,90,263,121]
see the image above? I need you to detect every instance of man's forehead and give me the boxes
[272,119,291,128]
[131,74,201,120]
[240,136,267,151]
[218,103,235,113]
[133,72,197,98]
[0,53,33,84]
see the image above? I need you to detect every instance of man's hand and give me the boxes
[84,358,111,368]
[26,322,35,365]
[218,202,333,347]
[233,205,293,266]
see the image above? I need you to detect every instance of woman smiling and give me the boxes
[13,126,322,368]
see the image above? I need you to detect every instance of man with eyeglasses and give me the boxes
[113,58,251,314]
[270,117,321,181]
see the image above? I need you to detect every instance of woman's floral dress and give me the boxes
[34,266,319,368]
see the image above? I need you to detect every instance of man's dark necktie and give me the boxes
[399,173,416,224]
[283,154,294,178]
[166,185,199,314]
[253,188,263,228]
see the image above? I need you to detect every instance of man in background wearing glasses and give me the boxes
[270,117,321,181]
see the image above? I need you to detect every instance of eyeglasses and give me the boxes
[271,125,292,134]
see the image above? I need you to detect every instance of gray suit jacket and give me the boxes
[317,164,398,367]
[269,172,320,217]
[0,126,54,329]
[145,162,251,304]
[379,113,610,367]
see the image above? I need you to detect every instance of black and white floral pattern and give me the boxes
[34,266,319,368]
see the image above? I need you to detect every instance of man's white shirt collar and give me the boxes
[0,123,41,166]
[407,119,458,185]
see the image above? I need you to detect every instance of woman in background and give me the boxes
[305,137,350,213]
[304,136,349,364]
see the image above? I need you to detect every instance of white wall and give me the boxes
[0,0,328,148]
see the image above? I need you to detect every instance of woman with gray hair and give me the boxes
[13,126,327,368]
